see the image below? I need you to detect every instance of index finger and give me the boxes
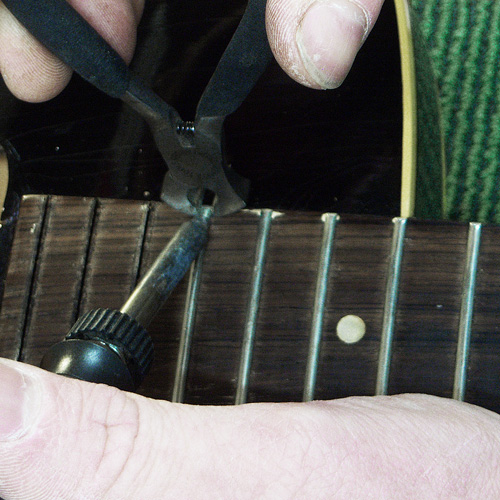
[0,0,144,103]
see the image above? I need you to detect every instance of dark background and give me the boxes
[0,0,402,215]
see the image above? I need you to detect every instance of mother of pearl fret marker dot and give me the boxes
[336,315,366,344]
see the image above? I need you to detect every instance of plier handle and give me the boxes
[3,0,272,216]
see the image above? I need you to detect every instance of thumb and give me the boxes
[2,357,500,499]
[266,0,385,89]
[0,357,179,500]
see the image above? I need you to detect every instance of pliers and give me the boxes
[3,0,274,389]
[3,0,272,216]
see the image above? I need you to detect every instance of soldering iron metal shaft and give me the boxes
[121,206,213,328]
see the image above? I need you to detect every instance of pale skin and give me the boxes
[1,1,500,498]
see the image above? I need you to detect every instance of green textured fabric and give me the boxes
[410,0,500,223]
[412,6,445,220]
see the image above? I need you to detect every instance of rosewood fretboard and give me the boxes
[1,196,499,413]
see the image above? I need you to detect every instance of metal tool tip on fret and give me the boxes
[160,164,249,217]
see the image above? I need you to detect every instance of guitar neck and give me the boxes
[1,196,498,413]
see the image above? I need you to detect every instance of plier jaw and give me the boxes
[124,83,251,216]
[3,0,269,217]
[157,116,250,217]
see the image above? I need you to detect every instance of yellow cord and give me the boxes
[394,0,417,218]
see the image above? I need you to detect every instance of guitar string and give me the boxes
[453,222,482,401]
[171,214,481,404]
[235,209,273,405]
[375,217,407,396]
[171,246,207,403]
[303,213,339,402]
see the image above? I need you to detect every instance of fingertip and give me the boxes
[266,0,383,89]
[1,60,73,103]
[0,0,143,102]
[266,0,319,88]
[0,4,73,102]
[296,0,369,89]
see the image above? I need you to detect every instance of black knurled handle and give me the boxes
[67,308,154,379]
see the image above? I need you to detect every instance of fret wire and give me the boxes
[375,217,407,396]
[171,247,207,403]
[303,213,339,402]
[453,222,482,401]
[235,209,273,405]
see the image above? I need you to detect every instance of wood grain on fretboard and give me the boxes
[1,196,499,413]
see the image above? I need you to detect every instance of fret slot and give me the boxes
[453,222,482,401]
[235,209,273,405]
[172,247,207,403]
[375,217,407,395]
[303,213,339,402]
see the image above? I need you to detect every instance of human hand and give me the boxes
[1,357,499,499]
[266,0,384,89]
[0,0,144,102]
[0,0,384,102]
